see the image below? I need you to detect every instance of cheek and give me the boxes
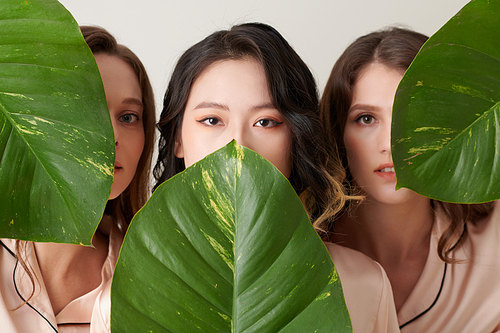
[343,130,366,176]
[263,130,293,179]
[267,143,292,179]
[180,124,222,168]
[130,131,145,167]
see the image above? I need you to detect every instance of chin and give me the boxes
[370,186,422,205]
[108,185,124,201]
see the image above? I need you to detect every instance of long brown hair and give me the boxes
[154,22,347,229]
[319,27,493,262]
[81,26,155,228]
[14,25,155,306]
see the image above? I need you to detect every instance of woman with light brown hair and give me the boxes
[320,27,499,332]
[0,26,155,332]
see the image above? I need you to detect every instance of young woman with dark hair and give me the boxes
[154,22,347,230]
[0,26,155,332]
[152,22,399,333]
[320,27,499,332]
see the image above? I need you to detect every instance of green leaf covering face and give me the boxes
[0,0,114,244]
[111,142,352,332]
[392,0,500,203]
[344,63,422,205]
[176,59,293,178]
[94,54,144,200]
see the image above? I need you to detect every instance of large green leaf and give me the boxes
[111,142,351,332]
[392,0,500,203]
[0,0,114,244]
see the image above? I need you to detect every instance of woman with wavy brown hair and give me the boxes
[320,27,499,332]
[0,26,155,332]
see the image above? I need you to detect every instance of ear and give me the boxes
[174,133,184,158]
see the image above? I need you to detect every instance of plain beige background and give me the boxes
[59,0,469,115]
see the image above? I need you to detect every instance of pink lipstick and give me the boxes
[374,163,396,181]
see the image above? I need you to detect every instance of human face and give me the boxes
[176,59,293,178]
[343,62,416,204]
[94,54,145,200]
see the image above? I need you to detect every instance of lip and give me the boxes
[114,162,123,172]
[374,163,396,181]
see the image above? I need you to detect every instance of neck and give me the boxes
[334,196,434,264]
[331,195,434,311]
[34,223,110,315]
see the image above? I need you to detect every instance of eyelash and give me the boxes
[198,117,222,126]
[254,118,282,128]
[197,117,283,128]
[355,114,375,125]
[119,113,140,124]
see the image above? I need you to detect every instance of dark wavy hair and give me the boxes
[154,22,346,228]
[319,27,493,262]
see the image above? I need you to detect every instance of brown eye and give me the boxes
[358,115,375,124]
[258,119,270,126]
[198,117,222,126]
[255,118,282,128]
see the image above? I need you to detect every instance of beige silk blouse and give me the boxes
[398,200,500,332]
[0,222,122,333]
[88,202,500,333]
[91,237,401,333]
[325,242,400,333]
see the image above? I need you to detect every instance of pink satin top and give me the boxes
[398,201,500,332]
[0,222,122,333]
[325,242,400,333]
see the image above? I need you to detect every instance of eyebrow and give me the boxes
[194,101,276,112]
[122,98,144,108]
[252,102,276,111]
[348,104,380,113]
[194,101,229,111]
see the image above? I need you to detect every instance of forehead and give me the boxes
[350,63,404,109]
[188,59,271,103]
[94,54,141,95]
[195,58,264,83]
[94,53,133,75]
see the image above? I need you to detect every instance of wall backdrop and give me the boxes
[59,0,469,116]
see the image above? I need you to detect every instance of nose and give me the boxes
[231,125,251,150]
[379,121,391,154]
[112,119,119,147]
